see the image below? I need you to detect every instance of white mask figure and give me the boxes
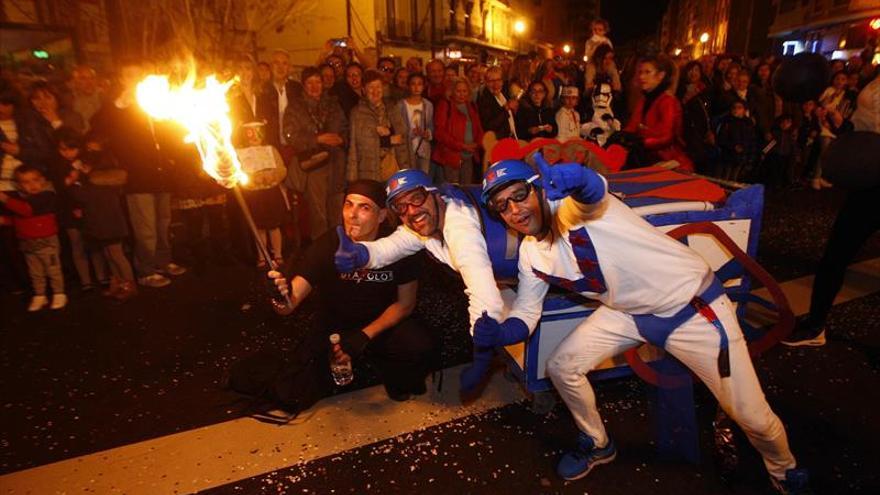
[581,82,621,147]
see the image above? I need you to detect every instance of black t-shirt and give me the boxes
[287,228,421,332]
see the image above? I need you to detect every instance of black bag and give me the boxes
[606,131,649,169]
[227,331,332,424]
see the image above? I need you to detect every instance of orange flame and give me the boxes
[136,72,247,188]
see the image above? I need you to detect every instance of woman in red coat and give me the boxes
[433,78,484,184]
[624,55,694,172]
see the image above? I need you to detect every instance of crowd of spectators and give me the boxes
[1,19,877,314]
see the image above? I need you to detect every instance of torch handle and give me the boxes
[233,186,294,311]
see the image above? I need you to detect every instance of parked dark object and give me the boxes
[772,53,829,104]
[823,131,880,191]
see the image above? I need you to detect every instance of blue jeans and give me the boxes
[126,193,171,277]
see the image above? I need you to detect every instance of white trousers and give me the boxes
[546,294,796,480]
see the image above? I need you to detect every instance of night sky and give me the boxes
[602,0,670,45]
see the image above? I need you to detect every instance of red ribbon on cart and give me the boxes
[623,221,795,388]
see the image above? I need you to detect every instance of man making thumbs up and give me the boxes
[479,154,807,494]
[332,168,527,394]
[269,179,436,401]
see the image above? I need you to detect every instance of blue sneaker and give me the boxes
[771,468,812,494]
[556,432,617,480]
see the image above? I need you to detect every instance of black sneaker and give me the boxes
[387,391,411,402]
[782,319,826,347]
[411,380,427,396]
[385,380,422,401]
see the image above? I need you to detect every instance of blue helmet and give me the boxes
[481,159,540,204]
[385,169,437,206]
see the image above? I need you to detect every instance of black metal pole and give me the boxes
[233,186,294,310]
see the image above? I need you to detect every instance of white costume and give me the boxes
[507,181,797,480]
[362,196,513,330]
[556,107,582,141]
[556,86,582,142]
[580,83,620,147]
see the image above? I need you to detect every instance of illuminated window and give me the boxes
[782,40,804,55]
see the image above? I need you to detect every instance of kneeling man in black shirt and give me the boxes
[270,179,436,400]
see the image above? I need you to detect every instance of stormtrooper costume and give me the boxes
[581,82,621,147]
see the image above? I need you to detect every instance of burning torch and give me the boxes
[136,73,293,310]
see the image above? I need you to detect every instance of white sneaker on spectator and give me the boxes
[28,295,49,312]
[50,293,68,310]
[138,273,171,288]
[162,263,187,276]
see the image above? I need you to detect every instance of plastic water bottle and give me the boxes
[329,334,353,386]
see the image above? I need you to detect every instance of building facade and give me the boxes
[1,0,573,72]
[768,0,880,60]
[258,0,568,68]
[1,0,112,70]
[660,0,774,59]
[562,0,600,57]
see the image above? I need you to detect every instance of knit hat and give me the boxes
[345,179,387,209]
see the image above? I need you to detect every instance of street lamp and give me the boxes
[514,19,526,34]
[699,32,710,44]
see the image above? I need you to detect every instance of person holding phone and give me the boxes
[477,66,519,140]
[515,80,558,139]
[398,73,434,176]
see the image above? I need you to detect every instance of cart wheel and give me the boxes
[665,222,794,356]
[530,391,557,414]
